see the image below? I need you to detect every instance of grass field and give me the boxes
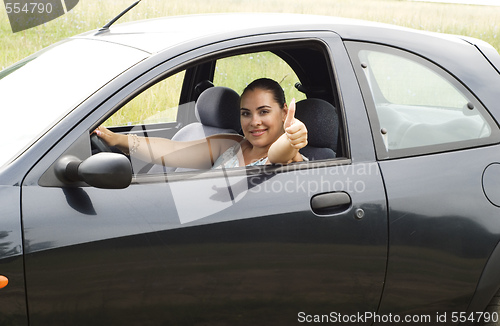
[1,0,499,70]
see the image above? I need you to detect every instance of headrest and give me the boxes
[195,86,241,131]
[295,98,338,151]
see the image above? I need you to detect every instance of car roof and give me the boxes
[74,12,469,55]
[71,12,500,121]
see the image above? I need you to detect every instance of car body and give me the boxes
[1,11,500,325]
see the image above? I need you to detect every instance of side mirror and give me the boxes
[55,153,132,189]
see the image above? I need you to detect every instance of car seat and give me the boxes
[295,98,339,160]
[148,86,241,173]
[174,86,241,140]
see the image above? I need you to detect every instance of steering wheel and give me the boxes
[90,133,112,153]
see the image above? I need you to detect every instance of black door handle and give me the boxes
[311,192,351,215]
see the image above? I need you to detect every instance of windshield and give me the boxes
[0,38,148,167]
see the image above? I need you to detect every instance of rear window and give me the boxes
[347,41,500,159]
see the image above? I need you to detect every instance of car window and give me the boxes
[97,42,341,176]
[213,51,306,102]
[347,42,498,159]
[104,70,186,127]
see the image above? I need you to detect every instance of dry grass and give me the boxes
[1,0,498,126]
[1,0,499,70]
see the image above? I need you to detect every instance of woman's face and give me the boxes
[240,89,287,149]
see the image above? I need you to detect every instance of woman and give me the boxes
[95,78,308,169]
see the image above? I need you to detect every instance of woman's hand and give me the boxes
[267,99,308,164]
[94,126,123,147]
[284,99,308,150]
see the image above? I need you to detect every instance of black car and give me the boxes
[1,11,500,325]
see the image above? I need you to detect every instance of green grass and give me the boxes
[105,51,308,127]
[1,0,499,126]
[1,0,499,71]
[104,70,186,127]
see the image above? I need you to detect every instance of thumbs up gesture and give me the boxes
[284,98,308,149]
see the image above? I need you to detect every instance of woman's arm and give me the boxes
[95,126,242,169]
[268,99,308,164]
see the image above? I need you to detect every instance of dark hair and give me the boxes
[242,78,286,108]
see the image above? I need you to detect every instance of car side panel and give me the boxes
[0,187,28,325]
[21,164,387,325]
[20,31,389,325]
[468,239,500,314]
[378,145,500,316]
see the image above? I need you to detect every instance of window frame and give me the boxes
[101,36,346,182]
[346,41,500,160]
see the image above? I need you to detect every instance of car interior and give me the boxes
[93,40,344,175]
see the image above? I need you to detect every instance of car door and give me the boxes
[21,32,388,325]
[347,41,500,318]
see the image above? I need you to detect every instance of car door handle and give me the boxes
[311,192,351,215]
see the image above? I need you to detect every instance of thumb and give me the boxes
[284,98,296,129]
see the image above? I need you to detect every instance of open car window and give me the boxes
[97,41,342,176]
[104,70,186,128]
[213,51,306,103]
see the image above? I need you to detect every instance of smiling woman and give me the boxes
[95,78,308,169]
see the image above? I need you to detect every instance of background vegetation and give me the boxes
[1,0,499,71]
[1,0,498,126]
